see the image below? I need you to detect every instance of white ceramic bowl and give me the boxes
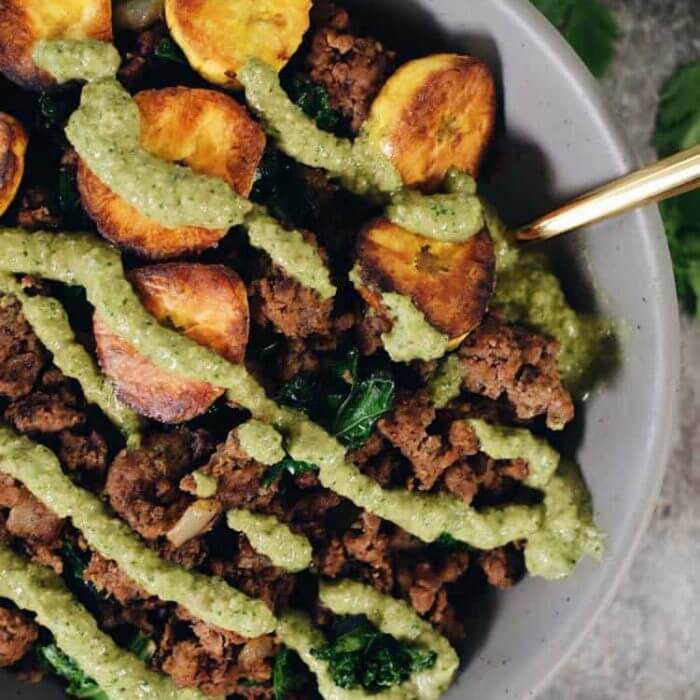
[2,1,680,698]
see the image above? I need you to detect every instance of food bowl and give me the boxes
[2,0,680,698]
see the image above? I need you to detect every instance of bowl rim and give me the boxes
[497,1,681,696]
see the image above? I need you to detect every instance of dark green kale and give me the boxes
[153,37,187,65]
[37,92,80,130]
[37,644,108,700]
[261,457,318,487]
[57,171,81,215]
[60,542,106,608]
[272,645,309,699]
[530,0,620,78]
[311,619,437,692]
[270,347,395,485]
[287,78,341,133]
[435,532,471,552]
[126,630,156,664]
[653,62,700,317]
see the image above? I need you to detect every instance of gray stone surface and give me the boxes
[541,2,700,699]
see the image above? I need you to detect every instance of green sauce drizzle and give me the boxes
[32,40,121,84]
[277,580,458,700]
[0,543,211,700]
[0,274,142,441]
[237,419,286,465]
[238,58,403,197]
[0,422,276,637]
[66,79,253,230]
[226,509,312,573]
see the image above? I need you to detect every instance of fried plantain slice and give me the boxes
[0,113,28,216]
[356,219,495,339]
[93,263,249,423]
[129,263,249,364]
[78,87,265,260]
[363,54,496,192]
[0,0,112,90]
[165,0,311,87]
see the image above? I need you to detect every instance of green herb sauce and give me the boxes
[525,460,603,579]
[277,580,458,700]
[427,354,464,409]
[66,79,253,230]
[0,543,212,700]
[0,421,276,637]
[32,40,121,84]
[485,206,613,394]
[226,509,312,573]
[380,293,450,362]
[192,470,218,498]
[237,419,285,466]
[246,208,336,299]
[0,274,142,441]
[386,191,484,243]
[238,58,403,197]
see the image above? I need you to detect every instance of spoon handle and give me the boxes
[517,144,700,241]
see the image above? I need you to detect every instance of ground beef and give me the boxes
[0,606,38,667]
[356,309,391,357]
[457,314,575,430]
[105,431,196,540]
[478,545,525,589]
[5,488,64,546]
[376,393,479,491]
[15,187,62,230]
[157,607,278,697]
[117,24,166,89]
[83,552,156,606]
[5,391,84,433]
[0,298,45,400]
[307,2,395,132]
[58,430,109,472]
[184,430,279,512]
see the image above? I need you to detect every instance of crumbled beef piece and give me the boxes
[442,463,478,504]
[314,537,346,578]
[457,314,575,430]
[0,298,45,400]
[0,473,21,509]
[274,338,322,383]
[6,489,64,546]
[478,546,524,590]
[396,551,470,642]
[117,24,166,89]
[250,274,334,340]
[356,309,391,356]
[192,431,279,511]
[307,2,395,132]
[84,552,156,606]
[5,389,84,434]
[58,430,109,472]
[209,535,296,613]
[16,187,61,230]
[157,609,277,697]
[158,536,208,570]
[469,453,529,499]
[0,606,38,667]
[343,512,393,592]
[105,431,195,540]
[377,394,478,491]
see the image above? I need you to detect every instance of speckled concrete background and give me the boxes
[541,2,700,699]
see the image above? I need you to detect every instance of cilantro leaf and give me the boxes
[261,457,317,487]
[653,62,700,317]
[530,0,620,77]
[311,619,437,692]
[154,37,187,65]
[127,630,156,664]
[288,78,341,133]
[38,644,108,700]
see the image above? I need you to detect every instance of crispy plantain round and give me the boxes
[0,113,28,216]
[94,263,250,423]
[0,0,112,90]
[78,87,266,260]
[363,53,496,192]
[165,0,311,87]
[356,218,495,339]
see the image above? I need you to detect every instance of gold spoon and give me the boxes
[517,144,700,241]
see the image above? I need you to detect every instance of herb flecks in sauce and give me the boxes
[66,79,253,230]
[0,421,276,637]
[32,40,121,84]
[246,208,336,299]
[0,543,209,700]
[386,190,484,243]
[0,274,142,441]
[277,580,458,700]
[226,509,312,573]
[237,419,285,465]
